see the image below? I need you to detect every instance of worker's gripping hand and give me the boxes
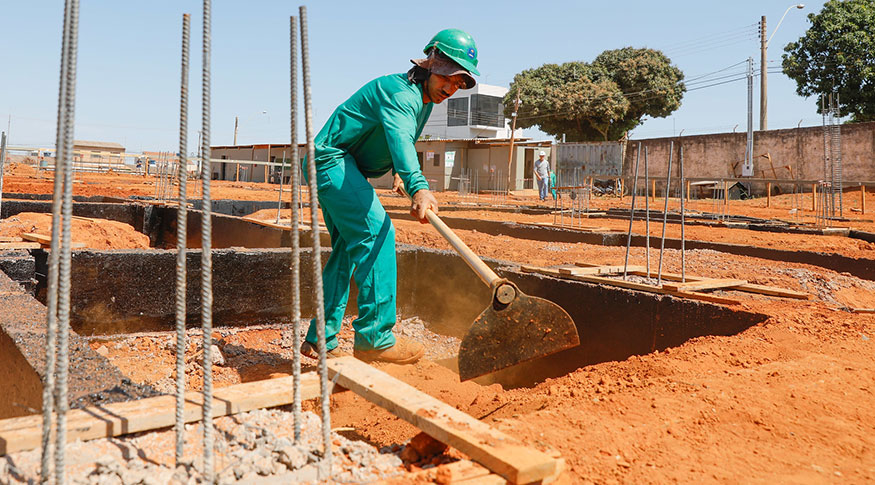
[411,189,439,223]
[392,173,404,195]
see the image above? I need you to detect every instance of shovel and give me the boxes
[400,188,580,381]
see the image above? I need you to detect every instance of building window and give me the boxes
[470,94,504,128]
[447,97,468,126]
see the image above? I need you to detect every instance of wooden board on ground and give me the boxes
[241,216,327,232]
[0,236,25,243]
[561,264,646,275]
[20,233,85,249]
[662,278,748,292]
[20,233,52,245]
[728,282,811,300]
[0,372,329,455]
[630,270,810,300]
[522,266,740,306]
[326,356,559,484]
[0,242,42,250]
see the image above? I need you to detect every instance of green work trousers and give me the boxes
[304,155,397,352]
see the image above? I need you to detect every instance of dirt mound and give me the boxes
[0,212,150,249]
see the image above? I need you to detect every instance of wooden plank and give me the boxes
[629,270,706,282]
[850,308,875,314]
[663,279,748,292]
[326,357,558,484]
[0,242,42,250]
[630,270,809,300]
[20,232,51,245]
[563,264,646,275]
[521,265,740,305]
[667,290,741,306]
[0,236,25,243]
[0,372,330,455]
[730,283,810,300]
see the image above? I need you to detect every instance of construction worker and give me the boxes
[300,29,479,364]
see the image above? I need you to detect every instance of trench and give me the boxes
[0,197,773,400]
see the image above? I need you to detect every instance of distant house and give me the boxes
[211,138,554,192]
[72,140,125,169]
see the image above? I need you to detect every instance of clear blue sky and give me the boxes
[0,0,823,152]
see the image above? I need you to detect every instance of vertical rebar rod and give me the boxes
[299,6,331,477]
[657,141,674,286]
[644,147,650,276]
[41,0,77,479]
[199,0,215,481]
[276,150,287,224]
[54,0,79,482]
[289,14,303,443]
[0,132,7,219]
[679,145,686,283]
[174,13,191,466]
[623,144,641,280]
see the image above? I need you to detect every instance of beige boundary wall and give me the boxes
[623,121,875,192]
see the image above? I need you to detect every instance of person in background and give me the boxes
[534,151,550,201]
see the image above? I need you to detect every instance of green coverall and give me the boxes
[304,73,433,352]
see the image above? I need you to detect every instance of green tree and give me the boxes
[504,48,684,141]
[782,0,875,122]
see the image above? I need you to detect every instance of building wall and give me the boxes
[422,83,522,139]
[624,122,875,193]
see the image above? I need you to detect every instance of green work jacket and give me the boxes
[314,73,433,196]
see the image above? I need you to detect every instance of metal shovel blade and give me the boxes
[457,290,580,382]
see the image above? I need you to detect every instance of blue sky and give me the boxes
[0,1,822,152]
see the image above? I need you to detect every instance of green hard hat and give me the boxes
[424,29,480,76]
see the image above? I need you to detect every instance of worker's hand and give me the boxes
[392,173,404,195]
[411,189,438,223]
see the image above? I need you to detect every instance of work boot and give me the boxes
[353,337,425,365]
[300,341,350,360]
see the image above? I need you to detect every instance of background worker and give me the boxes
[301,29,479,365]
[534,151,550,201]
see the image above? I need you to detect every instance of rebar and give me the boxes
[174,12,191,465]
[289,14,303,443]
[623,144,641,280]
[52,0,79,482]
[644,147,650,276]
[657,141,673,286]
[199,0,215,481]
[679,145,686,282]
[299,6,332,477]
[41,1,77,480]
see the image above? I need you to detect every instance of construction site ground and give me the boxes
[2,165,874,483]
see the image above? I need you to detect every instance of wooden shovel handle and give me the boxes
[400,186,501,288]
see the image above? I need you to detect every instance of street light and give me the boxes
[760,4,804,130]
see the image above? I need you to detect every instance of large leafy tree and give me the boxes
[782,0,875,122]
[504,48,684,141]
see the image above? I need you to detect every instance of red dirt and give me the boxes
[0,212,150,249]
[10,168,875,483]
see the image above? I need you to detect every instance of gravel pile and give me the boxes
[2,410,405,484]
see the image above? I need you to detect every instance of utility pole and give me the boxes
[233,116,239,145]
[744,57,755,177]
[760,15,768,131]
[505,87,520,190]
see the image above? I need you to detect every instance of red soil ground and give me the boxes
[5,166,874,482]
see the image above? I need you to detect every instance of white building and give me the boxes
[421,83,523,139]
